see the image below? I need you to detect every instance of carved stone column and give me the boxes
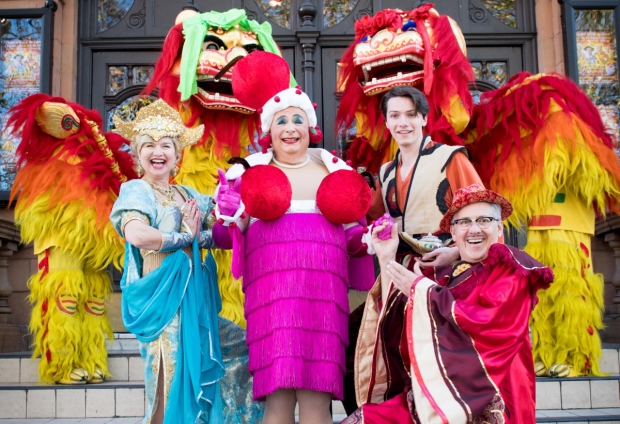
[0,219,20,324]
[300,39,319,100]
[297,0,319,101]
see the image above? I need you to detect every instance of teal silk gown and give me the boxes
[111,179,263,424]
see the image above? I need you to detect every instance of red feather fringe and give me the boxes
[6,93,137,200]
[143,24,184,97]
[470,72,616,186]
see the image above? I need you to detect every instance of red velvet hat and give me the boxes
[439,184,513,233]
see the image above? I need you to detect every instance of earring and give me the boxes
[172,165,180,177]
[136,163,143,177]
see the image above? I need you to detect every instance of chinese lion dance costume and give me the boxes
[336,4,620,376]
[6,94,137,383]
[143,9,290,327]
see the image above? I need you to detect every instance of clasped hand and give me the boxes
[180,199,201,238]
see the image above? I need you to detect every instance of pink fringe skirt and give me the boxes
[244,213,350,401]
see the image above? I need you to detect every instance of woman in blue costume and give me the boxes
[111,99,263,424]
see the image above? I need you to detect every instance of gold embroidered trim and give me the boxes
[449,274,473,291]
[140,247,193,276]
[429,288,472,421]
[452,262,472,277]
[121,211,150,236]
[150,185,189,209]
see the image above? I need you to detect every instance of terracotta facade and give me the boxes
[2,0,620,349]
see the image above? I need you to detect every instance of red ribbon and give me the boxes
[38,249,50,279]
[230,225,245,280]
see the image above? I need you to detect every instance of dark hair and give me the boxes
[380,86,429,118]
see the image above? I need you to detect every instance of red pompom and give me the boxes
[241,165,292,221]
[331,150,337,155]
[274,96,281,103]
[217,218,224,225]
[362,227,369,234]
[258,132,272,150]
[312,102,318,109]
[361,243,368,249]
[258,108,263,114]
[229,222,237,229]
[316,170,372,224]
[346,160,353,166]
[295,85,301,89]
[211,209,216,216]
[309,126,323,144]
[332,157,338,163]
[296,89,302,95]
[241,212,247,219]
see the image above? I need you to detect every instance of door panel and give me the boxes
[467,46,524,79]
[91,50,160,120]
[321,47,347,153]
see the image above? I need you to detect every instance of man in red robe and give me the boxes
[345,184,553,423]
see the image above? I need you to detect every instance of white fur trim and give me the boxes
[260,87,317,130]
[225,150,274,180]
[215,201,246,230]
[320,149,352,173]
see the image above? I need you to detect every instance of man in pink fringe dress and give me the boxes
[211,51,376,424]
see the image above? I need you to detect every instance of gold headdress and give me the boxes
[113,99,204,149]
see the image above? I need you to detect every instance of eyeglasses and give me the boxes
[451,217,499,229]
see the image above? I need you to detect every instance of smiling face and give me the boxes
[385,96,427,148]
[450,202,503,263]
[136,136,180,181]
[270,107,310,160]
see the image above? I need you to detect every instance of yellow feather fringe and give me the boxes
[28,246,113,383]
[526,230,604,376]
[175,134,249,328]
[80,270,113,379]
[491,111,620,228]
[15,194,124,270]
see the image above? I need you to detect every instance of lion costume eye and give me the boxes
[202,35,227,52]
[244,43,264,54]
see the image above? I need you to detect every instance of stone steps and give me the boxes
[536,408,620,422]
[2,344,620,420]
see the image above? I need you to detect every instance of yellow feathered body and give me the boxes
[469,74,620,375]
[7,94,135,383]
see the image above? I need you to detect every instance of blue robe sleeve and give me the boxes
[110,180,158,237]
